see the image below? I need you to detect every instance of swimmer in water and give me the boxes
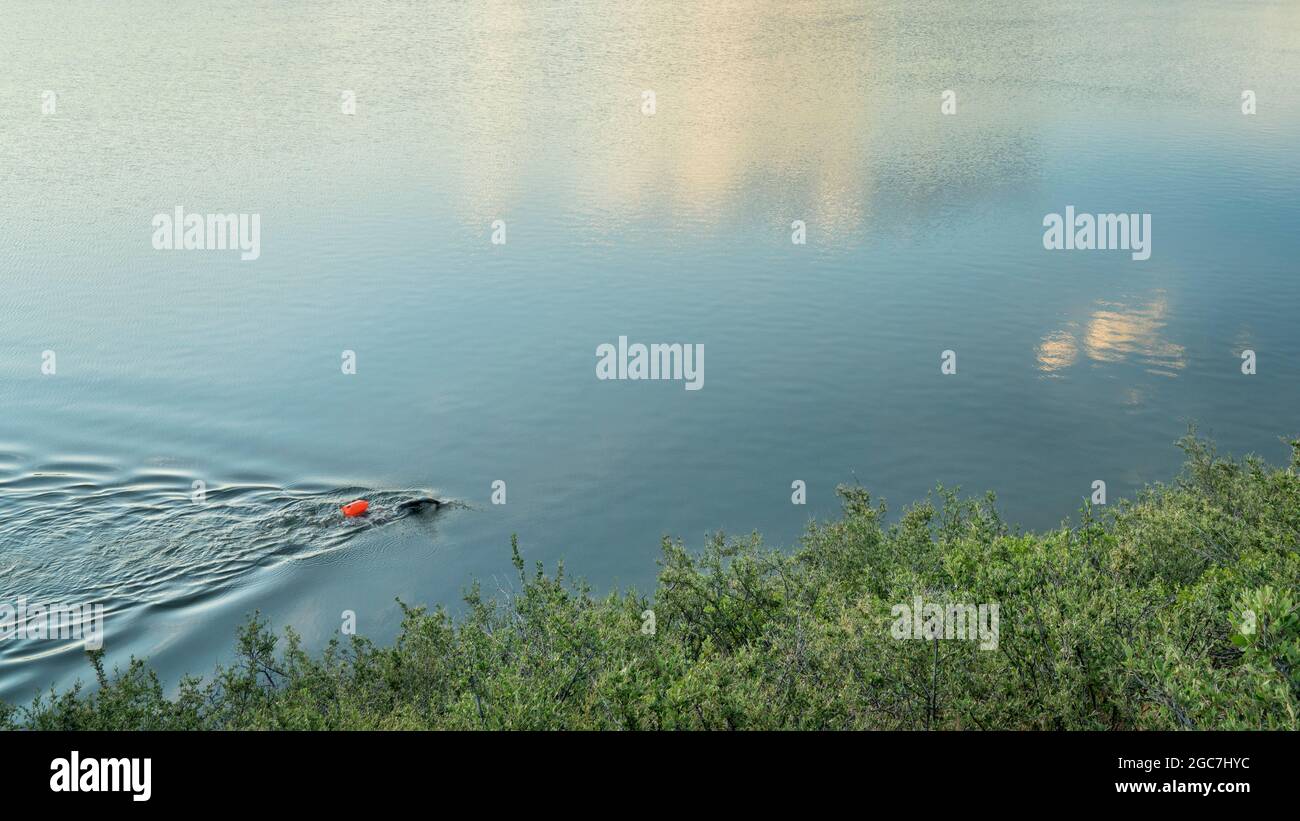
[341,497,444,520]
[396,497,442,514]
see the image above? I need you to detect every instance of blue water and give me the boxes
[2,0,1299,703]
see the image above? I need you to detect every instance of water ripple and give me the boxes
[0,458,448,616]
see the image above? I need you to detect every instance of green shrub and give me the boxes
[5,432,1297,730]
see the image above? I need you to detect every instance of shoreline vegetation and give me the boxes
[4,431,1297,730]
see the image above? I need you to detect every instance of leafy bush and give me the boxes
[5,432,1297,730]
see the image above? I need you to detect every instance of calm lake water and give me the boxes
[2,0,1299,703]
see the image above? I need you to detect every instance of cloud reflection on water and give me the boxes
[1038,292,1185,379]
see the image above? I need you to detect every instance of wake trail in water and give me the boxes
[0,457,448,616]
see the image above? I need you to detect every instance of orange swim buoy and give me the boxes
[341,499,369,517]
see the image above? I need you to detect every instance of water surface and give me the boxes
[2,0,1299,703]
